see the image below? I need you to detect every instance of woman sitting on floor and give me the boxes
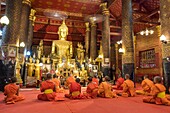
[4,76,25,104]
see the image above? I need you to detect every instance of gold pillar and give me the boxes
[90,19,97,61]
[115,44,119,75]
[160,0,170,94]
[100,2,110,76]
[85,22,90,58]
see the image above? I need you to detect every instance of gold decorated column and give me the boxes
[100,2,110,76]
[90,19,97,61]
[85,22,90,58]
[122,0,134,80]
[160,0,170,94]
[27,9,36,52]
[19,0,32,55]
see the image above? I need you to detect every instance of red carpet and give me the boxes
[0,88,170,113]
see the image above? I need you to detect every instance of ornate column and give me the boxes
[90,19,97,61]
[160,0,170,94]
[115,44,119,76]
[100,2,110,76]
[1,0,22,78]
[85,22,90,58]
[2,0,22,45]
[19,0,32,54]
[27,9,36,52]
[122,0,134,80]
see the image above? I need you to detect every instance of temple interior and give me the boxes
[0,0,170,112]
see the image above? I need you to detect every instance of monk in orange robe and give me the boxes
[98,76,118,98]
[65,74,75,88]
[115,75,124,90]
[143,76,170,106]
[4,77,25,104]
[120,74,135,97]
[37,73,56,101]
[136,75,154,95]
[65,78,85,99]
[86,77,98,98]
[92,75,99,86]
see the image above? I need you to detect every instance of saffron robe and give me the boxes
[143,84,170,106]
[4,83,25,104]
[122,79,135,97]
[86,82,98,98]
[65,82,85,99]
[116,77,124,90]
[92,78,99,86]
[37,80,56,101]
[98,82,117,98]
[65,76,75,87]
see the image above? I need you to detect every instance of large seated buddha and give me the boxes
[51,20,72,59]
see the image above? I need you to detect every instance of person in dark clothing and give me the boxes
[0,60,8,91]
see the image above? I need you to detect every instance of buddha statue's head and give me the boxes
[36,59,40,64]
[58,20,68,40]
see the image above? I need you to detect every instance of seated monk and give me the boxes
[65,73,75,88]
[143,76,170,106]
[4,77,25,104]
[98,76,118,98]
[119,74,135,97]
[37,73,56,101]
[65,78,86,99]
[115,75,124,90]
[136,75,154,95]
[52,74,64,92]
[85,77,98,98]
[92,75,99,86]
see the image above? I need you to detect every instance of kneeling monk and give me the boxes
[4,77,25,104]
[143,76,170,106]
[86,77,98,98]
[120,74,135,97]
[98,76,118,98]
[38,73,56,101]
[65,78,85,99]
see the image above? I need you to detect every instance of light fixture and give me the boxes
[118,48,124,54]
[26,51,31,56]
[19,42,25,47]
[160,34,167,44]
[139,28,154,36]
[0,16,9,25]
[117,40,122,45]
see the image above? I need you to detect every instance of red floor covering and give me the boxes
[0,88,170,113]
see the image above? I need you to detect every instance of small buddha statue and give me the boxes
[41,55,46,64]
[80,66,87,80]
[27,57,35,77]
[35,59,41,81]
[46,55,51,64]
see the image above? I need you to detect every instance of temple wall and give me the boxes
[135,26,163,80]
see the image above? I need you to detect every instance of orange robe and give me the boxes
[143,84,170,106]
[4,83,25,104]
[65,82,85,99]
[65,76,75,87]
[116,77,124,90]
[141,79,154,93]
[86,82,98,98]
[37,80,56,101]
[98,82,117,98]
[92,78,99,86]
[122,79,135,97]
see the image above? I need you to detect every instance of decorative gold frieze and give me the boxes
[22,0,31,7]
[85,22,90,31]
[100,2,109,15]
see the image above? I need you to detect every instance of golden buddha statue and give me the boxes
[51,20,72,59]
[77,43,85,64]
[27,57,35,77]
[41,55,46,64]
[35,59,41,80]
[15,59,23,84]
[80,66,87,81]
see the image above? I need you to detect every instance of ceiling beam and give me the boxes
[135,8,159,22]
[134,20,160,25]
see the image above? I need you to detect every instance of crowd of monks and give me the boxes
[3,73,170,106]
